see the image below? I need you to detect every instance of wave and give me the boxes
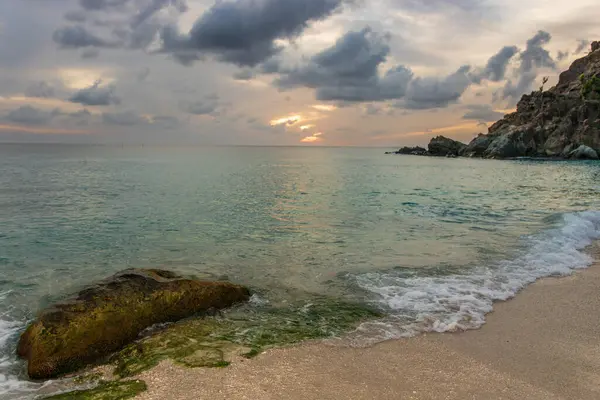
[353,210,600,343]
[0,292,38,399]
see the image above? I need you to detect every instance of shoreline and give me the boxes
[135,254,600,400]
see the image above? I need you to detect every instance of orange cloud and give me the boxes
[312,104,336,112]
[0,124,88,135]
[270,115,302,126]
[301,132,323,143]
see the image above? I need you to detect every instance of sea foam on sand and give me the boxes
[354,211,600,343]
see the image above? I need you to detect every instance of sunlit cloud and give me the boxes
[312,104,336,112]
[300,124,314,131]
[301,132,323,143]
[58,68,115,89]
[270,114,301,126]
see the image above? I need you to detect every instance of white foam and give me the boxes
[354,211,600,344]
[0,292,40,399]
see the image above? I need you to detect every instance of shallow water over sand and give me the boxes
[1,144,599,398]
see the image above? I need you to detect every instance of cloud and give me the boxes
[471,46,519,83]
[270,115,301,126]
[301,131,323,143]
[159,0,345,67]
[274,27,478,107]
[137,67,150,82]
[53,108,94,126]
[180,99,219,115]
[500,30,557,104]
[4,105,54,125]
[81,48,100,59]
[53,25,119,49]
[151,115,180,129]
[401,65,472,109]
[557,50,569,61]
[79,0,129,11]
[276,28,414,102]
[25,81,56,98]
[233,69,255,81]
[391,0,488,14]
[131,0,187,29]
[575,39,590,54]
[69,80,121,106]
[64,10,87,23]
[102,110,147,125]
[462,104,505,122]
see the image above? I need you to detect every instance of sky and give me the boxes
[0,0,598,146]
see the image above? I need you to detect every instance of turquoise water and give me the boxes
[1,144,600,398]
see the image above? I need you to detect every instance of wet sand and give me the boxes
[136,262,600,400]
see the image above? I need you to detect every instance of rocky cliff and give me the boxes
[461,41,600,159]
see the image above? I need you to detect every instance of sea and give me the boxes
[1,144,600,398]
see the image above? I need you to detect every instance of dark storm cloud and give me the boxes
[69,80,121,106]
[102,110,147,125]
[462,104,505,121]
[500,30,557,104]
[471,46,519,83]
[275,27,473,108]
[25,81,56,98]
[159,0,346,67]
[276,28,414,102]
[402,65,472,109]
[4,105,54,125]
[55,0,187,53]
[519,31,556,72]
[53,25,119,48]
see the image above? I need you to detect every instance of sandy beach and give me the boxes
[135,257,600,400]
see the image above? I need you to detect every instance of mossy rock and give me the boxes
[43,380,147,400]
[18,269,250,379]
[111,300,382,378]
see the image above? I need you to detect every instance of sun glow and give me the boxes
[312,104,336,112]
[270,115,301,126]
[301,132,323,143]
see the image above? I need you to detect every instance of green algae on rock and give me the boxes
[43,380,147,400]
[112,299,382,378]
[18,269,250,380]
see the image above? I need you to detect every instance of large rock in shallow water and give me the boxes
[428,136,466,156]
[17,269,250,379]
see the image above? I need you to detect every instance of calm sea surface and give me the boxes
[1,144,600,398]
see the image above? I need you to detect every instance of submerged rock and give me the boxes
[428,136,467,157]
[17,269,250,380]
[43,380,147,400]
